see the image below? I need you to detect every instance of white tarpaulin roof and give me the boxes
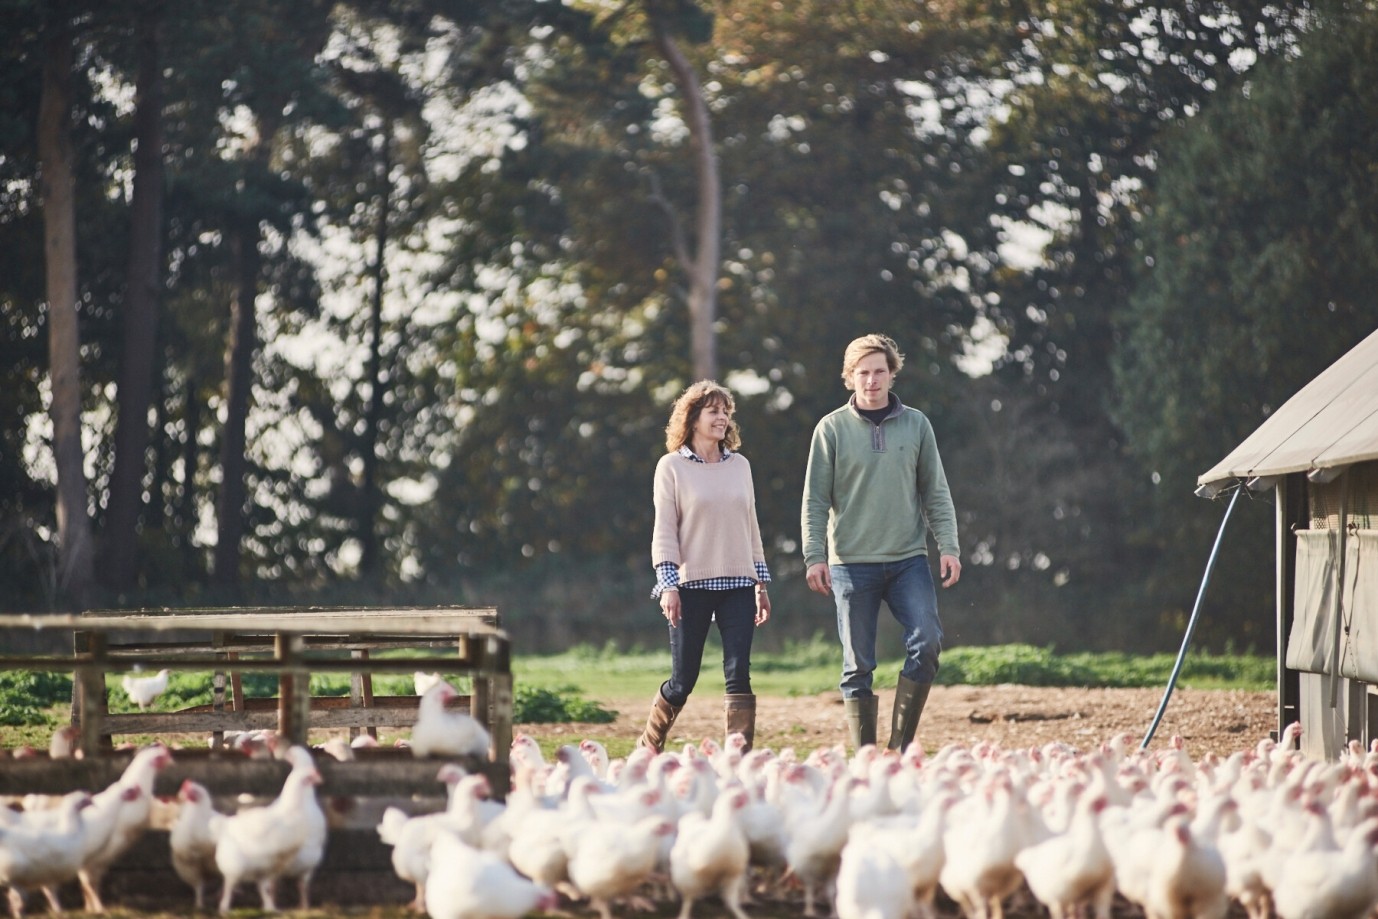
[1198,327,1378,490]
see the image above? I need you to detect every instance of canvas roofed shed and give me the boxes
[1198,327,1378,759]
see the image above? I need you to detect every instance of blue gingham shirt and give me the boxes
[651,446,772,598]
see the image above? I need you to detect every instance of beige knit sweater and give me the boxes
[651,453,767,583]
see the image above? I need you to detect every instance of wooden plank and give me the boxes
[1,605,512,774]
[99,696,476,735]
[0,750,500,798]
[0,607,502,637]
[0,655,504,674]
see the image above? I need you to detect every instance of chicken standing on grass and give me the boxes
[411,682,492,759]
[119,669,170,710]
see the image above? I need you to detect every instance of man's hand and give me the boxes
[940,554,962,588]
[806,562,832,596]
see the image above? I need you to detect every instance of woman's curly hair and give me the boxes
[664,380,741,454]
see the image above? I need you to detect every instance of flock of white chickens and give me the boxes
[6,678,1378,919]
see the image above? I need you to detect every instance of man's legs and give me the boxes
[831,562,884,697]
[831,563,883,748]
[883,555,942,750]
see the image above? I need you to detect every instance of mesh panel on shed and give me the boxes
[1309,463,1378,530]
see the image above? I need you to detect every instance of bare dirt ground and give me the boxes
[539,684,1280,760]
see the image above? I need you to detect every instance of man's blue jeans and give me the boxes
[830,555,942,699]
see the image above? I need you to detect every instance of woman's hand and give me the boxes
[755,588,771,626]
[660,589,682,627]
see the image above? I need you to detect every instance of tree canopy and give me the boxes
[0,0,1371,654]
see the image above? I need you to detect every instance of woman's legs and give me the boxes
[662,587,716,706]
[715,587,757,695]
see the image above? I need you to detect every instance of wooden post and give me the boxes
[276,633,309,746]
[349,648,377,741]
[74,631,109,756]
[211,631,227,751]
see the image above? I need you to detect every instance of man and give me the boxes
[801,333,961,752]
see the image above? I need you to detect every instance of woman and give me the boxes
[639,380,772,754]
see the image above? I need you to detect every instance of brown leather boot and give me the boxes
[724,693,756,752]
[886,676,932,752]
[637,689,682,754]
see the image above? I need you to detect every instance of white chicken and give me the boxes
[503,789,573,898]
[424,828,557,919]
[1142,815,1229,919]
[1014,792,1115,919]
[120,669,170,710]
[0,791,92,917]
[169,779,225,910]
[669,783,751,919]
[279,745,328,908]
[567,813,676,919]
[851,793,958,919]
[378,771,493,911]
[835,836,914,919]
[410,682,492,759]
[415,672,445,696]
[1272,816,1378,919]
[939,774,1034,919]
[783,773,856,918]
[214,760,323,912]
[579,739,610,779]
[75,742,174,911]
[47,725,79,760]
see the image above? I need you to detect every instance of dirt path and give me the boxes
[537,684,1280,760]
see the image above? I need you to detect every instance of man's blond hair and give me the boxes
[841,334,904,389]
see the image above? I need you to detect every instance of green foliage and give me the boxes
[0,671,69,725]
[1112,0,1378,647]
[933,645,1274,690]
[513,684,616,724]
[516,643,1277,693]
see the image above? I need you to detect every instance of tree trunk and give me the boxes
[38,12,95,612]
[180,375,201,582]
[359,132,391,577]
[649,14,721,383]
[105,5,166,592]
[212,213,260,590]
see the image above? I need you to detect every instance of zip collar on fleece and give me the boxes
[846,392,906,451]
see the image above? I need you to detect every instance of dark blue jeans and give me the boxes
[662,586,756,706]
[830,555,942,699]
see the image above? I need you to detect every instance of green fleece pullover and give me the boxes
[801,395,960,567]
